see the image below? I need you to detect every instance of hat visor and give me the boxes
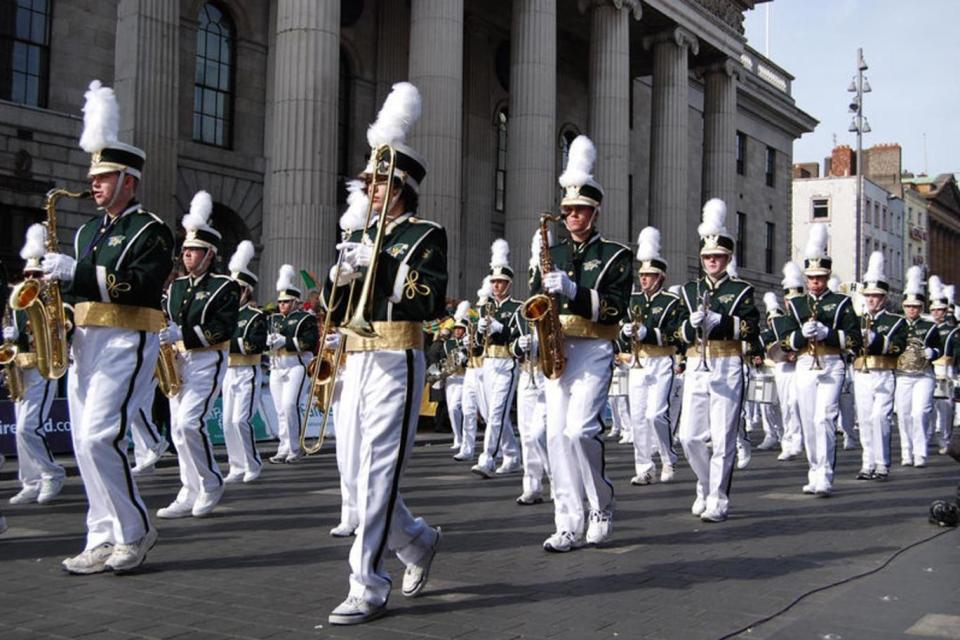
[700,248,733,257]
[561,196,600,209]
[182,239,218,253]
[89,163,141,180]
[637,267,665,276]
[803,267,831,277]
[861,285,887,296]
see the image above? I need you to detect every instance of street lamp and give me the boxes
[847,48,871,280]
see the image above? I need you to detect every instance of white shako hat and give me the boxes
[763,291,784,319]
[80,80,145,180]
[928,275,948,311]
[861,251,889,296]
[477,275,492,304]
[902,265,925,306]
[228,240,257,289]
[727,255,740,279]
[803,223,831,276]
[489,239,513,282]
[19,223,47,272]
[181,190,221,253]
[698,198,734,256]
[559,135,603,208]
[781,261,804,298]
[363,82,427,194]
[453,300,471,330]
[276,264,301,301]
[636,226,667,275]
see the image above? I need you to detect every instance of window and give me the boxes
[494,107,507,212]
[0,0,51,107]
[812,198,829,220]
[765,222,775,274]
[765,146,776,187]
[736,131,747,175]
[193,3,234,147]
[736,211,746,268]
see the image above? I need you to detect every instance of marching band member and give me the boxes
[675,199,759,522]
[266,265,317,464]
[128,394,169,476]
[529,135,632,551]
[221,240,267,484]
[444,302,471,454]
[43,80,173,573]
[667,284,685,440]
[157,191,239,518]
[455,278,491,462]
[775,262,805,461]
[829,275,858,451]
[323,82,443,625]
[6,225,65,505]
[755,292,788,454]
[894,266,942,468]
[472,240,522,478]
[728,257,753,471]
[620,226,680,485]
[607,352,631,444]
[852,252,906,481]
[784,223,861,496]
[929,278,956,453]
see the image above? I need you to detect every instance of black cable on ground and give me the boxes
[716,526,958,640]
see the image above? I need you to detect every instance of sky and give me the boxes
[743,0,959,177]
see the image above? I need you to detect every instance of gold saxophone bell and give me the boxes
[520,213,566,380]
[0,319,24,402]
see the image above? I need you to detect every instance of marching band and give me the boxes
[0,78,958,626]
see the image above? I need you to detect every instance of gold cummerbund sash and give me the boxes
[74,302,165,332]
[559,315,619,341]
[484,345,512,359]
[467,356,484,368]
[933,356,954,367]
[345,321,423,352]
[228,353,262,367]
[15,353,37,369]
[854,355,898,370]
[175,340,229,353]
[686,340,742,360]
[637,345,675,358]
[807,344,842,357]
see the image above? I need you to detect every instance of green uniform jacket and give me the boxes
[166,273,240,350]
[903,317,942,360]
[933,320,956,360]
[943,326,958,360]
[861,310,907,357]
[759,314,798,352]
[784,291,862,353]
[617,288,682,351]
[326,214,447,323]
[478,297,522,350]
[269,310,318,354]
[67,202,174,310]
[508,307,536,359]
[676,273,760,346]
[529,231,633,328]
[230,303,268,355]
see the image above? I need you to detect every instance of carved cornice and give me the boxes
[692,0,746,35]
[696,57,741,81]
[577,0,642,20]
[642,26,700,56]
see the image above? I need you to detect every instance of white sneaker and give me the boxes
[516,492,543,505]
[243,468,261,483]
[268,453,286,464]
[630,472,655,486]
[700,509,727,523]
[105,528,158,574]
[543,530,584,553]
[777,451,797,461]
[9,486,40,505]
[62,543,114,575]
[618,435,633,445]
[814,481,832,497]
[131,465,156,477]
[901,458,914,467]
[223,471,245,484]
[450,441,461,450]
[494,461,521,475]
[585,510,613,545]
[757,436,779,451]
[914,457,927,468]
[330,522,356,537]
[37,478,64,504]
[691,497,706,517]
[606,429,621,440]
[285,453,304,464]
[452,452,470,461]
[470,464,493,479]
[192,486,224,517]
[660,465,675,483]
[802,483,816,494]
[402,527,441,597]
[156,500,193,519]
[736,442,752,469]
[328,595,386,625]
[139,442,166,469]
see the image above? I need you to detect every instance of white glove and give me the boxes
[336,241,373,269]
[689,311,705,328]
[478,317,503,335]
[324,331,341,351]
[41,253,77,282]
[543,270,577,299]
[518,334,532,352]
[329,262,360,287]
[703,310,722,334]
[455,351,468,366]
[621,323,634,338]
[924,347,935,360]
[159,323,182,346]
[267,333,286,350]
[864,329,876,345]
[633,324,648,342]
[802,321,828,341]
[3,326,17,342]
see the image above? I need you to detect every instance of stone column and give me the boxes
[114,1,180,226]
[643,27,698,278]
[505,0,556,295]
[260,0,340,289]
[408,0,464,296]
[588,0,640,244]
[375,0,410,106]
[701,59,739,211]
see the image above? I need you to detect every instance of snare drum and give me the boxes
[609,367,630,397]
[746,370,777,404]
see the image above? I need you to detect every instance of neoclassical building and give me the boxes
[0,0,815,298]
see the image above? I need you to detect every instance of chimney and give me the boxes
[829,145,856,177]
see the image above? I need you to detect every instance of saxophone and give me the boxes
[9,188,88,380]
[630,305,645,369]
[155,337,182,398]
[0,307,24,401]
[520,214,566,379]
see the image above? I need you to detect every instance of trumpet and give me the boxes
[808,297,822,371]
[521,331,539,390]
[695,287,712,372]
[0,307,24,402]
[630,306,645,370]
[482,299,495,356]
[859,313,872,373]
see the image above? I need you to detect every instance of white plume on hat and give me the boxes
[558,135,596,189]
[182,190,213,233]
[20,223,47,261]
[782,261,803,289]
[668,284,682,296]
[477,275,492,301]
[490,239,509,269]
[636,227,661,262]
[904,265,924,296]
[763,291,782,314]
[945,284,955,305]
[805,223,829,261]
[697,198,728,237]
[340,179,368,232]
[79,80,119,153]
[529,229,555,270]
[727,255,739,279]
[863,251,885,283]
[827,275,840,293]
[454,300,471,323]
[276,264,297,292]
[367,82,421,149]
[228,240,255,274]
[928,275,944,301]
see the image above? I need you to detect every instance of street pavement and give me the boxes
[1,429,958,640]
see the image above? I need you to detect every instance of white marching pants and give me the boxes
[773,364,802,455]
[130,378,166,467]
[69,326,157,548]
[853,369,895,471]
[331,377,359,529]
[795,354,844,488]
[894,374,935,462]
[628,356,677,475]
[669,372,684,437]
[545,338,614,535]
[477,358,520,470]
[934,398,954,446]
[609,394,629,437]
[170,349,227,501]
[340,349,437,607]
[14,367,62,490]
[222,364,263,475]
[678,355,743,515]
[269,353,311,458]
[445,374,464,447]
[838,363,858,445]
[459,367,486,458]
[516,368,548,496]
